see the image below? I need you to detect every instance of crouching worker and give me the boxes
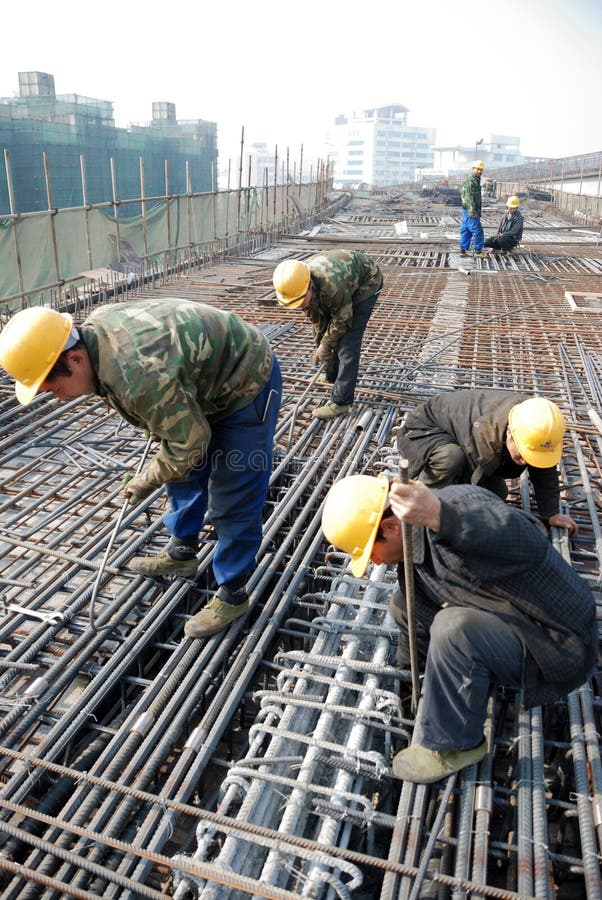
[321,474,597,783]
[396,389,578,535]
[0,299,282,639]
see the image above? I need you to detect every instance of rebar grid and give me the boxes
[0,193,599,899]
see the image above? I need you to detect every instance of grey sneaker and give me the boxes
[184,594,249,638]
[128,550,197,579]
[312,401,350,420]
[392,738,487,784]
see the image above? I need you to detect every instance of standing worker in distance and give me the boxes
[321,474,597,783]
[0,298,282,639]
[396,389,578,534]
[484,195,524,253]
[273,249,383,419]
[459,160,486,258]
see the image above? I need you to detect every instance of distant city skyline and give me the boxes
[1,0,600,164]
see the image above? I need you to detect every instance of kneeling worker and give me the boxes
[396,389,578,534]
[321,474,597,783]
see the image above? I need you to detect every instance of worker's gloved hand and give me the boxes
[120,474,155,505]
[314,345,336,367]
[144,430,160,442]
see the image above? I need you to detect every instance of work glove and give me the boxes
[314,344,336,367]
[120,474,155,505]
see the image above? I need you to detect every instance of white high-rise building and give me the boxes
[329,104,436,188]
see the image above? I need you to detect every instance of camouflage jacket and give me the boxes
[81,298,274,488]
[305,249,383,352]
[461,173,482,216]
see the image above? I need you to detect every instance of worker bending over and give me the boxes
[322,474,596,783]
[273,249,383,419]
[396,389,578,534]
[0,299,282,639]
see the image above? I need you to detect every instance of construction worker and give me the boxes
[0,299,282,639]
[459,160,485,258]
[396,389,578,534]
[321,474,596,783]
[272,249,383,419]
[484,195,524,253]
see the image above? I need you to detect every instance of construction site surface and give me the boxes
[0,190,601,899]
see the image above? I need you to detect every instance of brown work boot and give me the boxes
[473,250,487,259]
[128,550,198,579]
[312,401,350,420]
[184,588,249,639]
[392,738,487,784]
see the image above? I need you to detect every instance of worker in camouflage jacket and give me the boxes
[0,298,282,639]
[396,388,578,534]
[273,249,383,419]
[459,160,485,257]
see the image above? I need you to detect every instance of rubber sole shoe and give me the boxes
[184,595,249,639]
[392,737,487,784]
[473,251,486,259]
[459,249,468,257]
[312,401,350,420]
[128,550,197,579]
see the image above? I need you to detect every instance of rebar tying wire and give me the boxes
[88,434,153,632]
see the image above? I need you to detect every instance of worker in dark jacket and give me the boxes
[459,160,485,257]
[484,196,524,252]
[272,249,383,419]
[396,389,578,534]
[321,474,597,783]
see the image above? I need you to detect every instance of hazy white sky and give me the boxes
[2,0,600,163]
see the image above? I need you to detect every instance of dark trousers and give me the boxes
[324,293,378,406]
[484,234,517,251]
[419,442,508,500]
[414,607,524,750]
[163,358,282,588]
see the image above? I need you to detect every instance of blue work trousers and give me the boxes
[459,208,484,252]
[324,292,379,406]
[162,357,282,587]
[413,606,524,751]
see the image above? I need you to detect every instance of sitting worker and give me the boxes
[321,474,597,783]
[272,249,383,419]
[396,389,578,534]
[484,195,524,253]
[0,299,282,639]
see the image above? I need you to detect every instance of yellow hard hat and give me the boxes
[472,160,485,170]
[508,397,566,468]
[506,195,520,208]
[273,259,311,308]
[321,474,390,577]
[0,306,73,405]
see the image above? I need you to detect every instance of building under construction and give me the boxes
[0,170,600,900]
[0,71,217,215]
